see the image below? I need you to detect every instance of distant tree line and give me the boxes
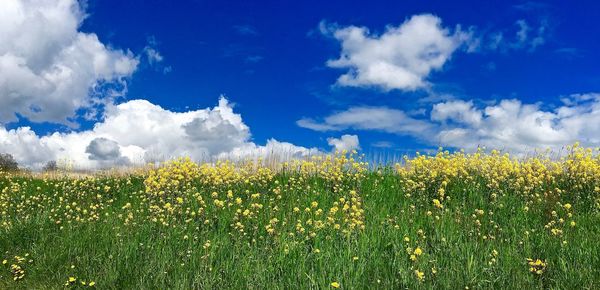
[0,153,19,172]
[42,160,57,172]
[0,153,58,172]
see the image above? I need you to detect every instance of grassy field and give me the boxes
[1,146,600,289]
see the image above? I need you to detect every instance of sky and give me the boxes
[1,0,600,169]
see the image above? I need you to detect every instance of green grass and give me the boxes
[1,167,599,289]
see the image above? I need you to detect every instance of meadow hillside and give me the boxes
[1,145,600,289]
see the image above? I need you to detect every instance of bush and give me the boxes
[0,153,19,172]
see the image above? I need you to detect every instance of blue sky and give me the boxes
[1,0,600,168]
[86,0,598,148]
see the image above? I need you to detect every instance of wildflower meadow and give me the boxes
[1,145,600,289]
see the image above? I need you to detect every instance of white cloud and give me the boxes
[0,126,56,168]
[324,14,471,91]
[299,93,600,154]
[0,0,138,125]
[327,134,360,152]
[297,106,434,136]
[480,19,549,53]
[144,47,163,65]
[431,100,482,126]
[513,19,547,51]
[0,97,320,169]
[217,139,320,161]
[432,94,600,153]
[296,118,339,131]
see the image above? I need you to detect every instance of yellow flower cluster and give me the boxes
[1,253,31,281]
[526,258,546,275]
[138,152,368,241]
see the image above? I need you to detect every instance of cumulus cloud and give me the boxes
[0,0,139,125]
[327,134,360,152]
[323,14,472,91]
[431,100,482,126]
[432,94,600,153]
[320,13,549,91]
[0,1,318,170]
[0,126,56,168]
[0,97,319,169]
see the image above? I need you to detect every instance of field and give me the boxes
[1,145,600,289]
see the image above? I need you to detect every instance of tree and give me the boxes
[43,160,57,172]
[0,153,19,172]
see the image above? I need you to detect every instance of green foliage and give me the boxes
[0,153,18,172]
[0,153,599,289]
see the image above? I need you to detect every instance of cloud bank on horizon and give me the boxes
[0,0,597,169]
[0,0,350,169]
[299,94,600,153]
[0,96,330,169]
